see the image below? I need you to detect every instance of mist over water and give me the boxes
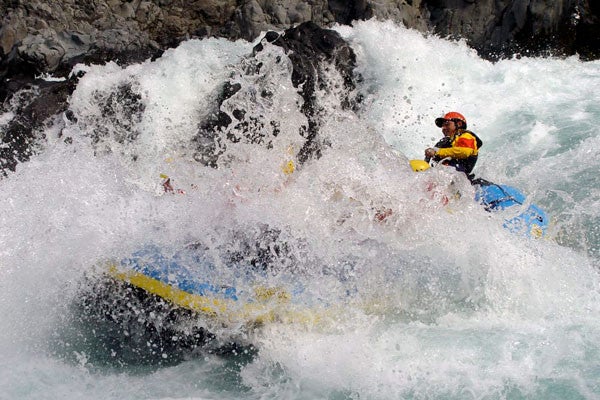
[1,20,600,399]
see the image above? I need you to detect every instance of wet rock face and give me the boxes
[0,76,78,173]
[0,1,169,83]
[425,0,600,61]
[1,0,597,84]
[192,21,360,168]
[255,21,360,164]
[1,1,597,83]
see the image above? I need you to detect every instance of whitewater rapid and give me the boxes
[1,19,600,399]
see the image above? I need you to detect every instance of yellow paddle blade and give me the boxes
[282,160,295,175]
[410,159,430,172]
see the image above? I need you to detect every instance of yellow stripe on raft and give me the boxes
[106,264,325,325]
[108,264,229,315]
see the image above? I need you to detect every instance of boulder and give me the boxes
[192,21,360,167]
[0,76,78,173]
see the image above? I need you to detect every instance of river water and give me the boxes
[1,20,599,399]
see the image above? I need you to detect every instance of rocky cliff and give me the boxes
[1,0,598,84]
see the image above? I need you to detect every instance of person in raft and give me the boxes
[424,111,483,180]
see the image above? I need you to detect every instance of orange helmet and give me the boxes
[435,112,467,128]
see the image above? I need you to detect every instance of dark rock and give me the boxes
[192,21,360,168]
[0,76,78,174]
[0,1,597,85]
[0,43,161,174]
[424,0,600,61]
[328,0,373,25]
[1,0,598,84]
[265,21,359,163]
[574,1,600,60]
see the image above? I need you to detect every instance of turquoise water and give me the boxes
[1,20,600,399]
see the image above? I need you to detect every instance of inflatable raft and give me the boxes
[473,179,548,238]
[83,161,548,354]
[410,159,549,238]
[104,244,326,326]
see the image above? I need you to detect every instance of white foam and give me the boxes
[1,19,599,399]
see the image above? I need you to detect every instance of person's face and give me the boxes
[441,119,457,137]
